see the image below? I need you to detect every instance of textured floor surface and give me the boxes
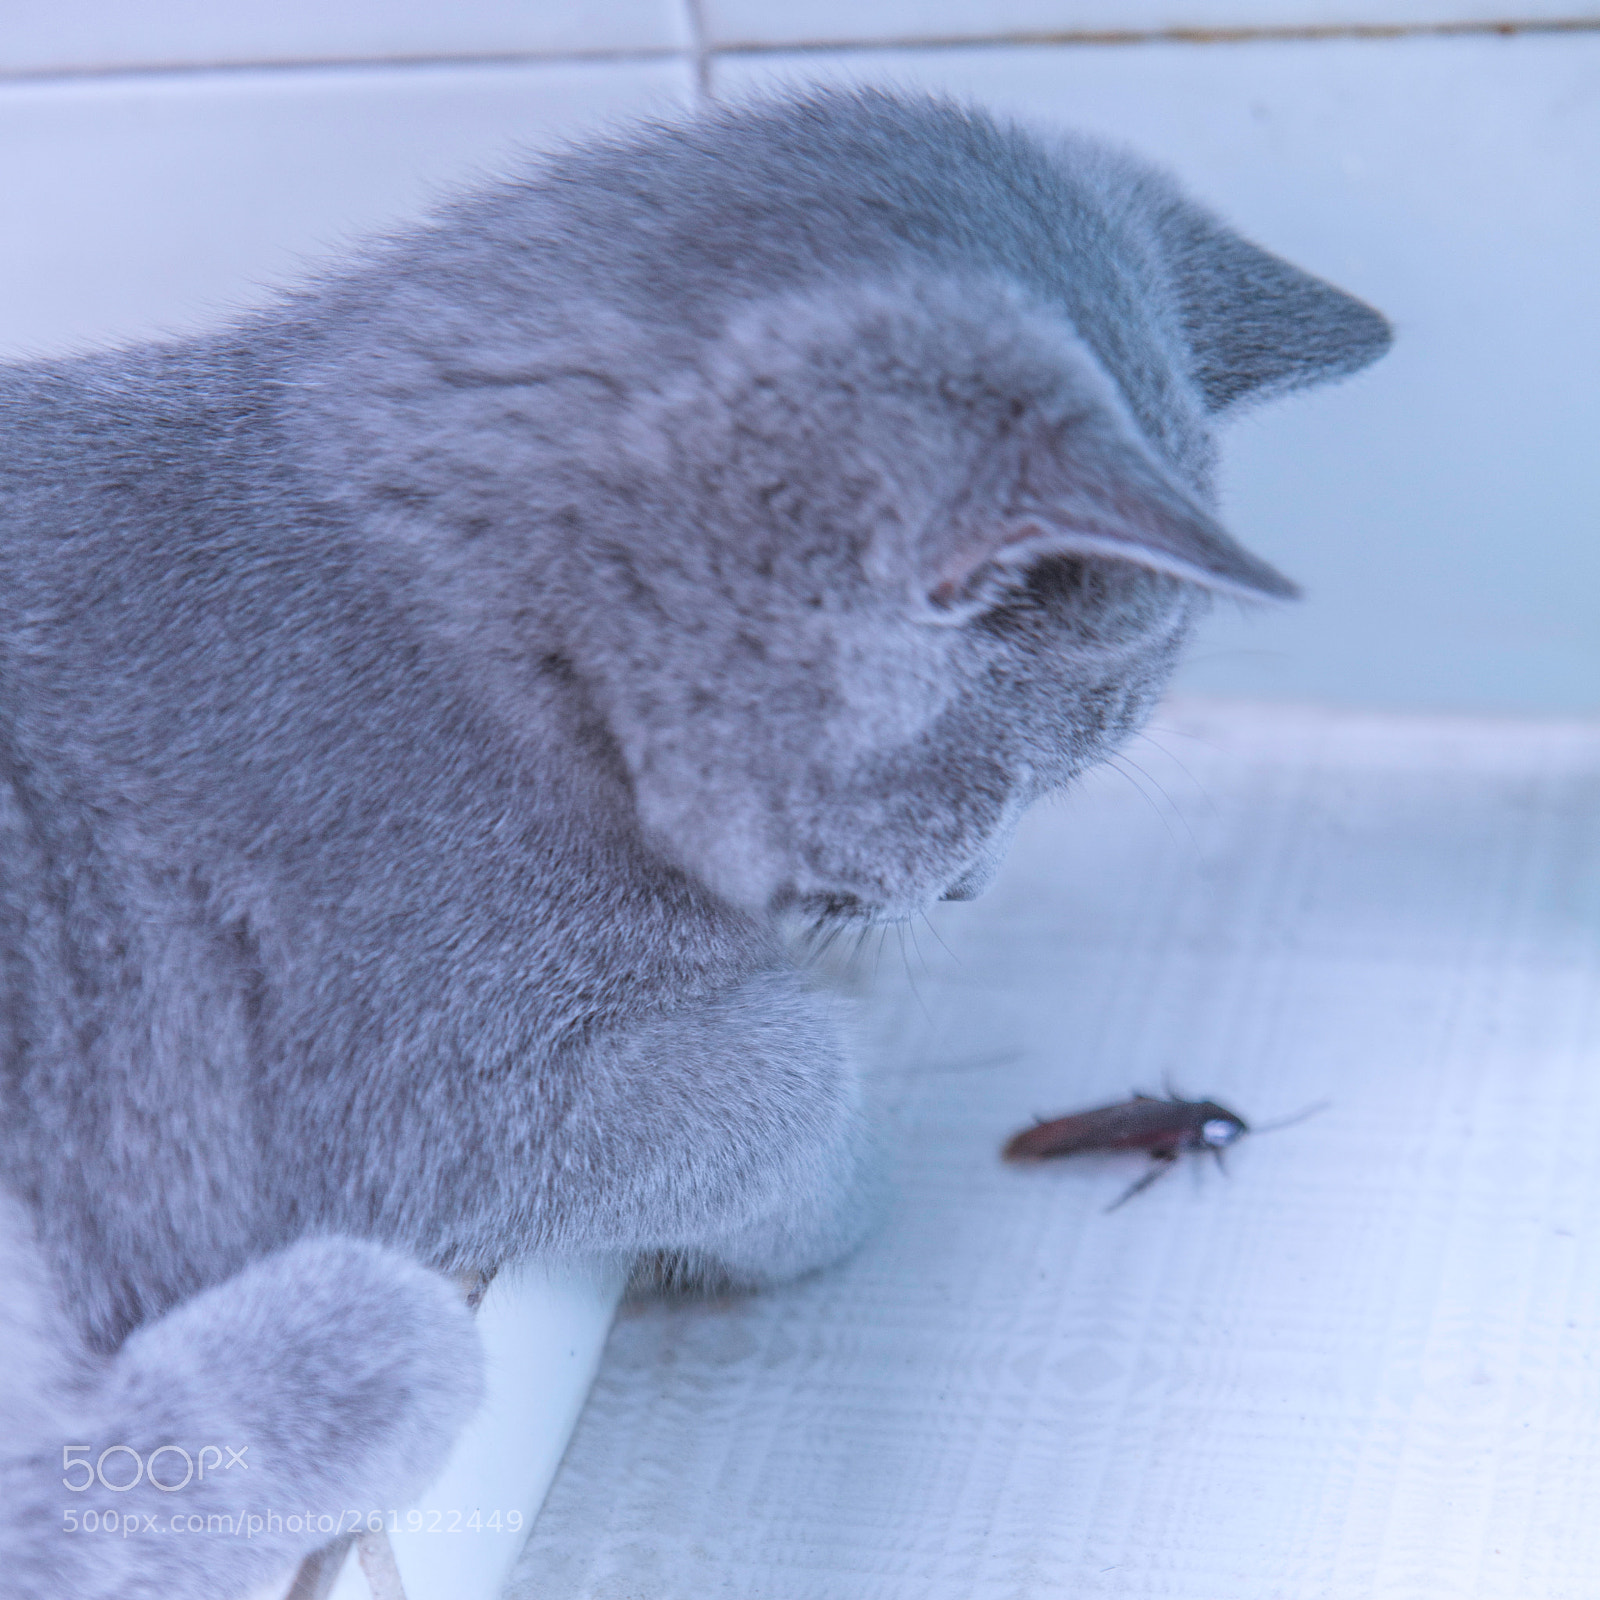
[509,698,1600,1600]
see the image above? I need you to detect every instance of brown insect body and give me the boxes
[1003,1093,1251,1209]
[1003,1094,1248,1162]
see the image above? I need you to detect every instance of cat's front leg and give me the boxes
[632,1064,884,1296]
[556,967,883,1294]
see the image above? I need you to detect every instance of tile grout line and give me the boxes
[5,14,1597,93]
[681,0,714,102]
[704,14,1600,54]
[0,46,685,90]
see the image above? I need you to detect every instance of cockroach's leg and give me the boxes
[1104,1152,1178,1212]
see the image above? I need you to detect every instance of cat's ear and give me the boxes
[921,410,1297,619]
[1158,200,1392,412]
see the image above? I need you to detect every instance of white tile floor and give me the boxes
[513,696,1600,1600]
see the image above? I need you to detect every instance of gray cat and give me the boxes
[0,87,1388,1597]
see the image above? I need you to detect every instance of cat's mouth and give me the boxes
[795,890,872,924]
[775,888,913,938]
[785,887,945,932]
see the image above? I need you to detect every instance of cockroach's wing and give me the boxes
[1002,1097,1189,1161]
[1003,1110,1115,1161]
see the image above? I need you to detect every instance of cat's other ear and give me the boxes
[1157,199,1392,412]
[921,408,1297,621]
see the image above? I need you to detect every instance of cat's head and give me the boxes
[309,90,1390,924]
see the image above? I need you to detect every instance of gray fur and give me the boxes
[0,87,1387,1594]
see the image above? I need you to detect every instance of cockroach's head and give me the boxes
[1192,1104,1249,1150]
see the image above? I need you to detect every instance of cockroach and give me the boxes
[1002,1093,1325,1211]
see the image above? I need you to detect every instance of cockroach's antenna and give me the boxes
[1248,1099,1331,1137]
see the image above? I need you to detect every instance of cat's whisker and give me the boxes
[1113,749,1202,855]
[905,915,933,981]
[1143,720,1227,756]
[1130,730,1219,822]
[807,912,853,966]
[919,909,960,967]
[1103,754,1183,851]
[895,924,933,1023]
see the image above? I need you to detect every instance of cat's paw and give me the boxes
[0,1238,484,1600]
[109,1236,485,1517]
[633,1107,887,1297]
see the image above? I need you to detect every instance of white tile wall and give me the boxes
[0,60,692,357]
[703,0,1600,47]
[718,33,1600,713]
[3,5,1597,710]
[2,0,689,74]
